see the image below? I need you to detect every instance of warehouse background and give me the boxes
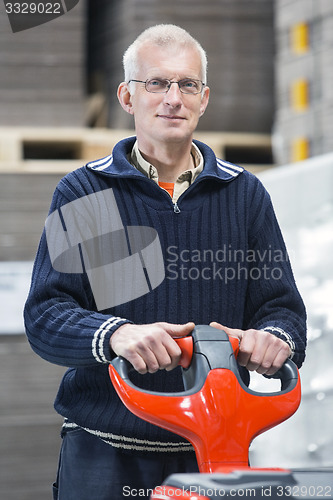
[1,0,275,133]
[2,0,333,165]
[1,1,332,498]
[0,0,276,264]
[274,0,333,164]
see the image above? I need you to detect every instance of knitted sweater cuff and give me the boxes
[92,316,132,364]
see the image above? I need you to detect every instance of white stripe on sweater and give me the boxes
[217,158,244,171]
[62,421,193,453]
[217,158,243,177]
[92,316,125,363]
[88,155,113,171]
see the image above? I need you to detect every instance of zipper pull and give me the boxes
[173,202,181,213]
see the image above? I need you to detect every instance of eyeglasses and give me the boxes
[128,78,205,95]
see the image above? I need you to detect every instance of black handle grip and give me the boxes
[265,358,299,391]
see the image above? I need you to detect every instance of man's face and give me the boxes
[126,44,210,149]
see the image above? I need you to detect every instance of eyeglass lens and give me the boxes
[146,78,202,94]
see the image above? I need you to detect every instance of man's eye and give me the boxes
[182,80,197,89]
[149,79,167,87]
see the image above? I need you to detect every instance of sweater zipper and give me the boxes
[173,201,181,213]
[172,177,211,214]
[125,174,181,213]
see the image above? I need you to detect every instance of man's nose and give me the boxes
[164,82,182,106]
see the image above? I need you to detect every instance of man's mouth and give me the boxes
[158,115,185,121]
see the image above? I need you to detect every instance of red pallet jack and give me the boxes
[109,326,333,499]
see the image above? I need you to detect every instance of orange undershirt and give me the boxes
[159,181,175,199]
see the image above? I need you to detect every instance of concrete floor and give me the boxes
[0,334,65,500]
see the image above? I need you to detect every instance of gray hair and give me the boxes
[123,24,207,93]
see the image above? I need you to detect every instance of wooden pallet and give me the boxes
[0,127,273,174]
[0,127,129,173]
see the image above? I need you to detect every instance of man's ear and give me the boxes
[117,82,134,115]
[199,86,210,117]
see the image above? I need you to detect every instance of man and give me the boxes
[24,24,306,499]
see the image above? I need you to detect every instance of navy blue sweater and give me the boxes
[24,137,306,453]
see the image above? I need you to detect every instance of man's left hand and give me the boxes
[210,322,291,376]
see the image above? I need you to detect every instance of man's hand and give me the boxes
[210,322,291,376]
[110,322,195,374]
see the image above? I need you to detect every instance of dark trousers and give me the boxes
[53,427,199,500]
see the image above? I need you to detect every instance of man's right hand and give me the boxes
[110,322,195,374]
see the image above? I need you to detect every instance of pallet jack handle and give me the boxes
[109,325,301,473]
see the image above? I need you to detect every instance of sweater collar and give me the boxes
[130,140,204,184]
[86,136,244,183]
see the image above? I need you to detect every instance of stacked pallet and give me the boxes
[0,127,272,172]
[0,1,86,127]
[274,0,333,164]
[0,172,64,261]
[88,0,275,134]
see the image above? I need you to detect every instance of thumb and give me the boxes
[210,322,242,340]
[168,322,195,338]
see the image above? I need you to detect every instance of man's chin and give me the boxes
[159,128,193,144]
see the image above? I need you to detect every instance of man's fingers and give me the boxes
[210,321,242,340]
[145,322,195,372]
[239,331,291,374]
[134,331,176,373]
[167,321,195,338]
[110,322,196,374]
[209,322,292,374]
[124,349,150,375]
[209,321,228,332]
[235,331,256,368]
[260,341,291,376]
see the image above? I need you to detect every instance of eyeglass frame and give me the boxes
[127,78,206,95]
